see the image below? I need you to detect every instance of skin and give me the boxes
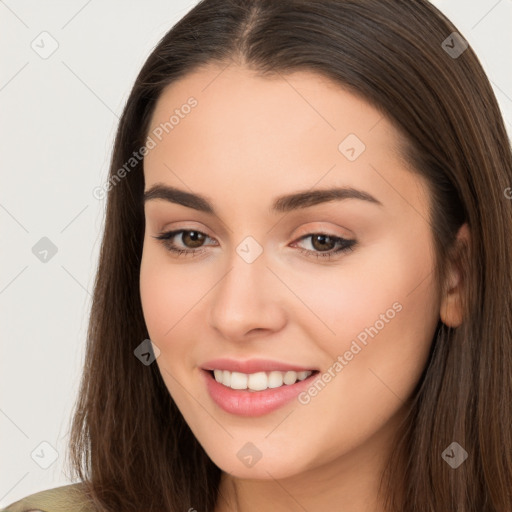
[139,63,467,512]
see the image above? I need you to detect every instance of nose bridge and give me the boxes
[208,236,286,338]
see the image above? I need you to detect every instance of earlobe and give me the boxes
[439,223,470,328]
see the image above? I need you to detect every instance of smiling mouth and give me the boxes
[207,369,319,392]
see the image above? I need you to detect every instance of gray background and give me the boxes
[1,0,511,506]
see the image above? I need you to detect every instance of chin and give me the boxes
[196,434,317,481]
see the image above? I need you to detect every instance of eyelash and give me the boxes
[152,229,356,260]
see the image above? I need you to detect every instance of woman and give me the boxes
[3,0,511,511]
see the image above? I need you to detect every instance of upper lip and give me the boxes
[201,358,318,374]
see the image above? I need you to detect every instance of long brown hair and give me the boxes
[67,1,512,510]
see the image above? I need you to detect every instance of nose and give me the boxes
[207,245,287,341]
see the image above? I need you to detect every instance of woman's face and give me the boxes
[140,63,444,481]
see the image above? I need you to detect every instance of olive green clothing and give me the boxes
[0,483,95,512]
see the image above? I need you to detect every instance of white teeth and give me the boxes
[248,372,268,391]
[268,371,284,388]
[283,371,297,385]
[211,369,313,391]
[230,371,248,389]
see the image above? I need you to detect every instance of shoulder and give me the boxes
[0,483,95,512]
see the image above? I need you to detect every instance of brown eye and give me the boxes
[181,230,206,248]
[153,229,217,257]
[310,234,337,252]
[292,233,357,260]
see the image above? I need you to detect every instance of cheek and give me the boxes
[139,251,172,340]
[139,243,219,400]
[288,240,437,342]
[279,237,440,462]
[292,233,439,402]
[139,247,196,403]
[139,244,202,341]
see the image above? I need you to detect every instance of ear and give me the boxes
[439,223,470,328]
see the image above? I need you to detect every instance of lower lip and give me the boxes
[201,369,317,417]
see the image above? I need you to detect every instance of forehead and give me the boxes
[143,63,427,219]
[147,63,402,147]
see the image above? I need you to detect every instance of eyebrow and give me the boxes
[143,183,383,214]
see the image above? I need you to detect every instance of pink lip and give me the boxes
[201,368,318,417]
[201,358,317,374]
